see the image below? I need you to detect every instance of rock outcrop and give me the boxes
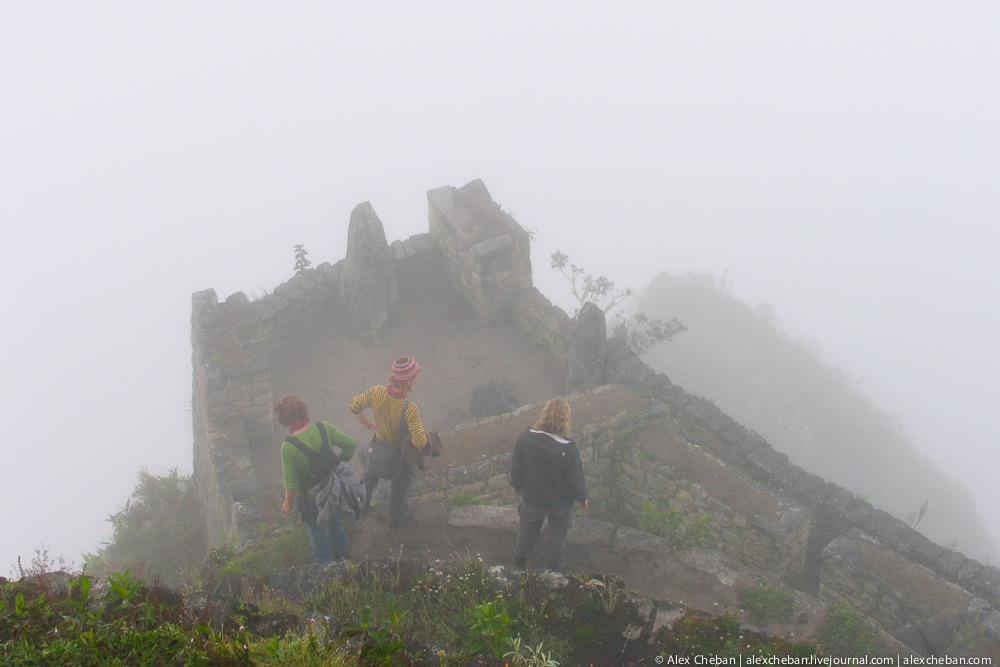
[339,202,398,342]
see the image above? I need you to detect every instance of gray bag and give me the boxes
[287,423,366,523]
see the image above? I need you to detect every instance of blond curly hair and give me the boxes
[533,398,571,438]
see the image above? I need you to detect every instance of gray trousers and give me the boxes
[513,501,573,568]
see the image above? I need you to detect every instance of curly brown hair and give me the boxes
[533,398,571,438]
[273,395,309,427]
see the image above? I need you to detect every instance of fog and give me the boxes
[2,3,997,573]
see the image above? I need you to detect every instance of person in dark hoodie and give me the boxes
[510,397,588,571]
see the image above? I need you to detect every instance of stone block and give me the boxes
[821,486,855,513]
[774,463,805,489]
[891,624,928,655]
[641,373,671,391]
[822,537,862,570]
[718,422,748,446]
[613,526,674,556]
[792,473,825,495]
[807,481,840,504]
[873,516,907,546]
[747,445,788,474]
[937,550,968,578]
[914,536,948,564]
[735,431,767,456]
[225,291,250,306]
[448,504,518,532]
[750,516,786,542]
[844,497,874,526]
[604,336,634,364]
[409,233,435,253]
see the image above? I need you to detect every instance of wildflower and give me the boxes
[437,650,446,657]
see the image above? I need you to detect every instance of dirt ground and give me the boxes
[264,265,568,481]
[346,501,743,616]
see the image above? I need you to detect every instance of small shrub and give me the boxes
[639,500,713,552]
[740,583,796,624]
[820,603,886,657]
[466,599,514,658]
[86,468,205,586]
[293,244,311,275]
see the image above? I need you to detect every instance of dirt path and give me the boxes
[346,501,744,615]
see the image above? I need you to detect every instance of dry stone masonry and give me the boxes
[192,180,1000,657]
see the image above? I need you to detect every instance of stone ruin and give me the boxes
[191,179,1000,657]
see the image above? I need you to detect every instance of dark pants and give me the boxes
[514,501,573,569]
[364,466,413,524]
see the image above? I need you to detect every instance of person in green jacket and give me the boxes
[274,395,358,562]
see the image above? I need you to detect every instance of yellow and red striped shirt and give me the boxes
[349,385,428,449]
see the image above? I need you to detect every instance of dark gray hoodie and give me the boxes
[510,429,588,509]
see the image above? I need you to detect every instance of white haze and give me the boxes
[2,2,997,572]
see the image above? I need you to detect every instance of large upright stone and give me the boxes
[339,202,398,342]
[568,301,607,391]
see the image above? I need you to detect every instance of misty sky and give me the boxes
[2,3,997,572]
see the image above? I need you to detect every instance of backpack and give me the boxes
[286,422,366,525]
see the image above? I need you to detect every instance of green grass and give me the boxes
[222,530,313,576]
[820,604,886,657]
[2,553,829,666]
[740,583,796,624]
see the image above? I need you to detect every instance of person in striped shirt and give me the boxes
[350,356,427,528]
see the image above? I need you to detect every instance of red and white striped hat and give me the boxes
[392,356,421,381]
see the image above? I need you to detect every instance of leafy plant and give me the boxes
[550,251,685,353]
[504,637,560,667]
[107,568,142,605]
[446,491,477,506]
[820,603,886,657]
[345,604,411,666]
[639,499,713,552]
[293,243,312,275]
[466,599,514,658]
[740,583,796,624]
[86,468,205,586]
[11,543,75,580]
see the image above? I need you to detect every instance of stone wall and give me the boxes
[191,180,1000,655]
[428,179,533,323]
[598,331,1000,654]
[406,388,809,581]
[190,236,439,546]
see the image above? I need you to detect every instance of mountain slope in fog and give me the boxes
[636,272,995,561]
